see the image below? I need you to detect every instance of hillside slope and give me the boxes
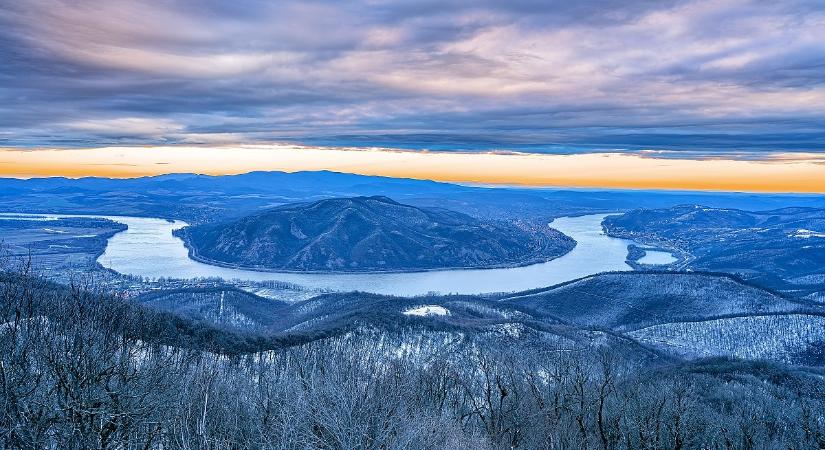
[630,314,825,365]
[602,205,825,296]
[502,272,804,331]
[135,272,824,366]
[5,269,824,449]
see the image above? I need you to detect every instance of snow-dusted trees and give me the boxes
[1,265,824,449]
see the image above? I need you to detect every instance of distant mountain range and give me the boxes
[174,196,574,272]
[3,170,825,224]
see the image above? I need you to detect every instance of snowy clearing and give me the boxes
[790,229,825,238]
[403,305,450,317]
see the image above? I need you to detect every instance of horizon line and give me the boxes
[1,144,824,194]
[3,168,824,196]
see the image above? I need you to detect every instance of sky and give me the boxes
[1,0,824,191]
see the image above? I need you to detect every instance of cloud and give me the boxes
[66,118,184,137]
[0,0,823,155]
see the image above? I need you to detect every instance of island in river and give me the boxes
[173,196,575,273]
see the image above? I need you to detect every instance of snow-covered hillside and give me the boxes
[630,314,825,365]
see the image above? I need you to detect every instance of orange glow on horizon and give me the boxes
[1,145,824,193]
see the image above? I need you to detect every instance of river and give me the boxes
[2,212,674,296]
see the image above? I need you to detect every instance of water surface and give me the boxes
[98,213,646,295]
[3,212,672,296]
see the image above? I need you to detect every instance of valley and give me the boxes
[1,172,824,449]
[4,1,824,445]
[6,212,672,296]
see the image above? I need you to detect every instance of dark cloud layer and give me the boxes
[0,0,823,155]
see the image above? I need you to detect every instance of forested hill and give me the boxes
[603,205,825,298]
[174,196,574,272]
[2,268,825,448]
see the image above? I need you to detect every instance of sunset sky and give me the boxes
[1,0,824,191]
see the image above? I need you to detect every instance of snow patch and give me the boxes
[403,305,450,317]
[790,229,825,238]
[487,322,526,338]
